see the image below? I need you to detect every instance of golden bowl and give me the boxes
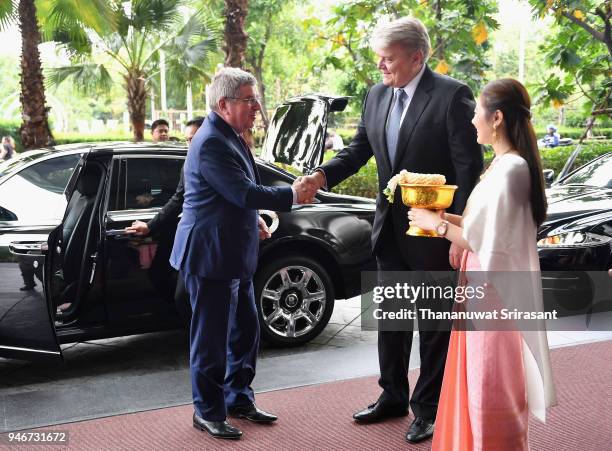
[399,183,458,237]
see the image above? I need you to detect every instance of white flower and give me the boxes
[383,174,401,203]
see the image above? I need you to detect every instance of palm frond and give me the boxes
[45,64,113,94]
[105,32,125,56]
[0,0,17,31]
[183,37,217,66]
[45,0,117,37]
[162,9,220,67]
[50,27,92,55]
[131,0,182,33]
[116,7,130,38]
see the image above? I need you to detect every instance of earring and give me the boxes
[492,124,498,143]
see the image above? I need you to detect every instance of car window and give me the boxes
[0,154,81,223]
[125,158,183,210]
[258,163,292,187]
[0,150,48,178]
[562,154,612,188]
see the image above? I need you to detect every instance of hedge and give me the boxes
[54,131,184,144]
[533,127,612,140]
[334,126,612,144]
[534,141,611,174]
[0,128,185,153]
[329,140,611,199]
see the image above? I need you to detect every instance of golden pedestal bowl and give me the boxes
[399,183,458,237]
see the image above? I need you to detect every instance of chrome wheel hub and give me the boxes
[259,265,327,339]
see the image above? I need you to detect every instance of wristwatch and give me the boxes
[435,220,449,237]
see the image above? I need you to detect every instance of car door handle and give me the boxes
[8,241,47,256]
[259,210,279,234]
[105,229,130,238]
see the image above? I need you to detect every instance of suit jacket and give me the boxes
[170,112,293,279]
[320,66,483,269]
[147,170,184,234]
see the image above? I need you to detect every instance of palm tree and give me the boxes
[163,11,219,118]
[46,0,214,141]
[0,0,53,149]
[245,0,291,129]
[223,0,249,67]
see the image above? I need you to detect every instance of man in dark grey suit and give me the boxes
[299,17,483,443]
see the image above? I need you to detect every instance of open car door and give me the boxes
[45,154,110,338]
[0,238,62,362]
[260,94,349,174]
[0,151,95,362]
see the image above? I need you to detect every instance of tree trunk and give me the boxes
[159,50,167,115]
[186,82,193,120]
[251,65,268,128]
[247,21,271,129]
[433,0,445,61]
[19,0,54,150]
[125,70,148,141]
[223,0,249,68]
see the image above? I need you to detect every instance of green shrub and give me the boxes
[54,132,132,144]
[53,131,184,144]
[335,127,357,144]
[337,125,612,142]
[534,127,612,139]
[331,157,379,199]
[540,141,611,174]
[485,140,610,175]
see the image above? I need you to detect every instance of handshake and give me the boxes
[292,171,326,204]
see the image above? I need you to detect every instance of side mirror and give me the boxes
[543,169,555,187]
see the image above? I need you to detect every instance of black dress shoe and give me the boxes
[353,401,408,423]
[19,285,35,291]
[193,412,242,439]
[228,403,278,423]
[405,417,434,443]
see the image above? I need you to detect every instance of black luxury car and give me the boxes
[0,95,376,362]
[538,152,612,314]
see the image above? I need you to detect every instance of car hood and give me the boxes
[545,185,612,221]
[260,94,349,174]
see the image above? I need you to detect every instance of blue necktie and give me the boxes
[386,89,407,165]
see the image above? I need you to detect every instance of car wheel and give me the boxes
[254,255,335,346]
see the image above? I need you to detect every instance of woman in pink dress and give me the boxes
[410,78,556,450]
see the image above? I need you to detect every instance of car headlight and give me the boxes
[537,231,612,248]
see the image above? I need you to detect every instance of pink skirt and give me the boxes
[431,251,529,451]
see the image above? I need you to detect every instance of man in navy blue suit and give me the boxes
[170,67,313,440]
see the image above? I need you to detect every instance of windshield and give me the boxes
[561,154,612,188]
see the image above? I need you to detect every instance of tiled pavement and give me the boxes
[1,296,611,432]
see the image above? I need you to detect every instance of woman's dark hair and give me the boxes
[481,78,547,226]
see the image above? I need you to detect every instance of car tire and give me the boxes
[254,255,335,347]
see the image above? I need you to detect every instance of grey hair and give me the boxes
[207,67,257,112]
[370,17,431,63]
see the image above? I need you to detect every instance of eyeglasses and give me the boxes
[227,96,261,106]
